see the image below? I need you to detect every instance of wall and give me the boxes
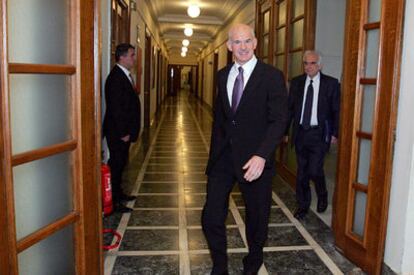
[315,0,346,81]
[384,0,414,273]
[198,1,255,108]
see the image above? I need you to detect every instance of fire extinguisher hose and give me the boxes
[103,228,122,250]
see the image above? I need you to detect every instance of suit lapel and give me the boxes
[317,73,326,121]
[298,75,306,107]
[220,64,233,116]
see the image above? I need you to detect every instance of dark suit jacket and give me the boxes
[206,60,288,182]
[286,73,340,144]
[103,65,141,142]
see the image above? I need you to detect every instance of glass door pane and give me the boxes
[18,225,75,275]
[7,0,69,64]
[9,74,71,154]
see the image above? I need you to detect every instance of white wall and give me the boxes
[384,1,414,273]
[315,0,346,81]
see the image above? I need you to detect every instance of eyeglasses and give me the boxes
[303,61,318,65]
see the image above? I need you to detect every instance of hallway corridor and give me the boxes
[103,92,360,275]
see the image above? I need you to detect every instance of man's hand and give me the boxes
[283,135,289,143]
[331,136,338,144]
[243,156,266,182]
[121,135,130,142]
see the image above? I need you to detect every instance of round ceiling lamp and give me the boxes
[182,47,188,53]
[181,52,187,57]
[184,27,193,37]
[182,39,190,47]
[187,4,201,18]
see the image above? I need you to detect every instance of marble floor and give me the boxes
[103,92,363,275]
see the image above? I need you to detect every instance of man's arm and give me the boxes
[244,69,288,182]
[105,75,130,139]
[256,69,289,160]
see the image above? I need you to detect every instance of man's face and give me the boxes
[303,53,321,78]
[120,48,136,70]
[227,26,257,65]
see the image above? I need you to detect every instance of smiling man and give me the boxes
[202,23,288,275]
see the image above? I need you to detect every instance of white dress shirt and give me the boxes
[117,63,134,85]
[226,55,258,106]
[300,72,320,126]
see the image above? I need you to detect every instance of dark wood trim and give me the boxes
[352,182,369,192]
[332,0,361,241]
[9,63,76,74]
[16,212,80,253]
[356,131,372,139]
[363,22,380,30]
[291,14,305,23]
[12,140,77,166]
[0,0,18,273]
[360,78,377,85]
[79,0,103,273]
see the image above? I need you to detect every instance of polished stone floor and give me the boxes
[103,92,364,275]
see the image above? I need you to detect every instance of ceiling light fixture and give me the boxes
[184,27,193,37]
[187,4,201,18]
[182,47,188,53]
[181,52,187,57]
[182,39,190,47]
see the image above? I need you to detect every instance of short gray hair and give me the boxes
[228,24,256,42]
[303,50,322,65]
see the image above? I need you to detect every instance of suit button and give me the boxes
[232,120,236,125]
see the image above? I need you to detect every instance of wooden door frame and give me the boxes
[0,0,102,274]
[212,52,219,107]
[144,28,151,128]
[333,0,405,274]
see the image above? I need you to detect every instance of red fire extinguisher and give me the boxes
[101,164,113,216]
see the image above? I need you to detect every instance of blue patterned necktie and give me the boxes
[231,66,244,113]
[302,79,314,129]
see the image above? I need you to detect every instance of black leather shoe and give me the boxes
[294,208,308,219]
[120,193,137,201]
[114,203,133,213]
[243,271,258,275]
[317,196,328,213]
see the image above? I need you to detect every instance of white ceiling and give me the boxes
[145,0,251,57]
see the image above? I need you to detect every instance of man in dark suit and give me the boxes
[285,50,340,220]
[103,43,141,213]
[202,24,288,275]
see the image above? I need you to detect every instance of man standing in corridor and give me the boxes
[103,43,141,213]
[202,24,288,275]
[285,50,340,220]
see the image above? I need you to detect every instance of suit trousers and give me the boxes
[202,147,273,274]
[106,136,131,203]
[294,127,328,210]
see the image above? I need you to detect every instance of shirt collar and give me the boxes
[306,71,320,83]
[233,55,257,74]
[117,63,131,76]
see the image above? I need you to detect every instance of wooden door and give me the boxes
[265,0,316,186]
[111,0,130,66]
[257,0,273,64]
[333,0,405,274]
[0,0,101,274]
